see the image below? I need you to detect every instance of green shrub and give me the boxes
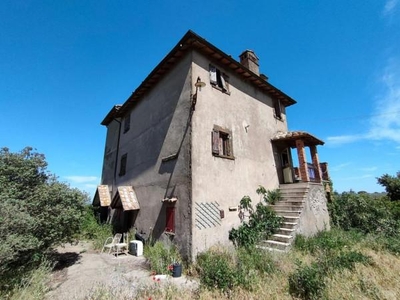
[0,147,87,291]
[79,206,112,250]
[293,229,363,254]
[328,192,400,237]
[144,242,181,275]
[329,251,372,271]
[288,262,326,300]
[229,187,283,248]
[196,249,236,292]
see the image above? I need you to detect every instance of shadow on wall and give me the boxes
[111,209,139,234]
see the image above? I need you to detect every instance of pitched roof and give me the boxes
[92,185,111,207]
[272,131,324,147]
[110,186,140,211]
[102,30,297,125]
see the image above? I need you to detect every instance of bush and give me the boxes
[328,192,400,237]
[293,229,363,254]
[79,206,113,250]
[196,249,236,292]
[289,262,326,300]
[144,242,181,275]
[229,188,283,248]
[0,147,87,291]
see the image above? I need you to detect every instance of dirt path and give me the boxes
[45,242,198,300]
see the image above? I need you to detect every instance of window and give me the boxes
[212,126,234,159]
[123,114,131,133]
[119,154,127,176]
[274,99,283,120]
[209,64,229,93]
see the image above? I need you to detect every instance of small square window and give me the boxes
[123,114,131,133]
[209,64,230,93]
[119,154,127,176]
[212,126,234,159]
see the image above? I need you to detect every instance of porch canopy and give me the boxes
[110,186,140,211]
[92,185,112,207]
[272,131,324,183]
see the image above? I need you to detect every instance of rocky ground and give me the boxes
[45,242,198,300]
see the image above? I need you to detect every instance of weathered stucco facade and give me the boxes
[95,31,330,260]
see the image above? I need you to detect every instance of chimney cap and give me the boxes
[239,49,259,60]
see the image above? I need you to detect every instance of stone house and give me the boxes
[93,30,330,260]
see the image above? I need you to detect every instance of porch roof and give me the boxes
[110,186,140,211]
[272,131,324,148]
[92,185,111,207]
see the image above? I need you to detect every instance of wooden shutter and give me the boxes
[166,207,175,232]
[226,135,232,157]
[209,65,217,85]
[212,130,220,155]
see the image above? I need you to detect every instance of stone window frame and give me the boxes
[211,125,234,160]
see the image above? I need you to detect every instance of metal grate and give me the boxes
[195,201,221,230]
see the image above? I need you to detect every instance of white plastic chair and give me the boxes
[101,233,128,256]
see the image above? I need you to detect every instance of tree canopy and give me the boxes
[377,171,400,201]
[0,147,87,285]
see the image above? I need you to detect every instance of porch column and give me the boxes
[310,145,322,183]
[296,139,309,182]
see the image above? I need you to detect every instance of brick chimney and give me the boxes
[239,50,259,75]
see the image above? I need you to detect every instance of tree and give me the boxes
[377,171,400,201]
[0,147,87,286]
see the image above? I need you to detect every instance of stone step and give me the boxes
[271,204,303,211]
[281,222,298,229]
[280,189,308,194]
[274,210,302,217]
[283,216,300,223]
[276,227,296,235]
[256,245,286,253]
[280,194,307,200]
[278,200,305,206]
[271,233,293,243]
[260,240,290,251]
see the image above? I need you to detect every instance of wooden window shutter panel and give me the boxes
[166,207,175,232]
[212,130,220,155]
[209,65,217,85]
[226,135,232,156]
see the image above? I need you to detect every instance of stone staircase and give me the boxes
[258,183,309,251]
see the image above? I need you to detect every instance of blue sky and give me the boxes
[1,1,399,196]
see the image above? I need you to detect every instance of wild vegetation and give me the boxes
[1,150,399,300]
[228,187,283,248]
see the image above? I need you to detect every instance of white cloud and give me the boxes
[326,59,400,147]
[338,174,374,181]
[330,162,351,172]
[359,167,378,172]
[326,134,365,146]
[367,60,400,143]
[64,176,98,183]
[383,0,398,15]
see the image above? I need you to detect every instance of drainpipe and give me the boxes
[112,118,122,194]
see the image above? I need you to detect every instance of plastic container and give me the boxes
[172,263,182,278]
[129,240,143,256]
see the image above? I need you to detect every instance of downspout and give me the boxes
[112,118,122,193]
